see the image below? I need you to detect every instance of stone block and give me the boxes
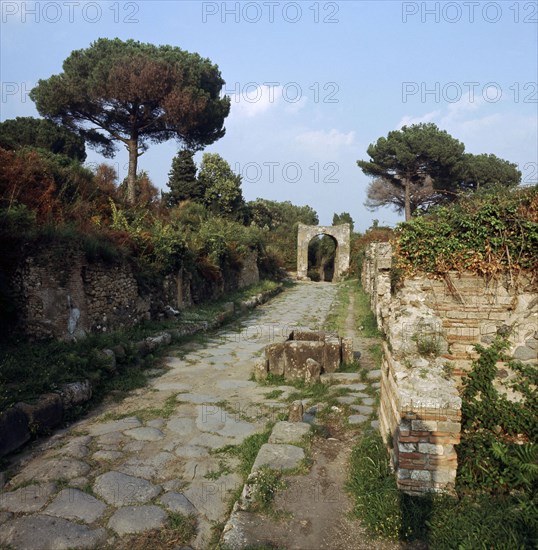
[265,343,287,376]
[304,358,321,384]
[15,393,63,435]
[58,380,92,409]
[323,336,341,373]
[410,470,432,481]
[291,330,325,341]
[253,359,269,381]
[288,400,304,423]
[411,419,438,432]
[418,443,445,455]
[341,337,354,364]
[0,407,30,456]
[284,341,324,380]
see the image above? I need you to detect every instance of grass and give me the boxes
[99,394,178,423]
[214,425,274,478]
[347,430,538,549]
[110,511,197,550]
[263,389,284,399]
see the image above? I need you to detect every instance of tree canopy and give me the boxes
[358,123,465,220]
[30,38,230,204]
[0,116,86,161]
[333,212,354,231]
[164,149,203,207]
[198,153,246,221]
[358,124,521,221]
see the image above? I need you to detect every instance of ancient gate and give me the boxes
[296,223,350,282]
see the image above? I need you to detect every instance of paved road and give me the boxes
[0,282,338,550]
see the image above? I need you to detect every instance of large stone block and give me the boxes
[341,337,354,364]
[0,408,30,456]
[265,343,286,376]
[15,393,63,435]
[284,341,324,380]
[323,336,341,373]
[290,330,325,342]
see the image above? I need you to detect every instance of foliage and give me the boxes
[164,149,203,206]
[30,38,230,203]
[394,185,538,276]
[332,211,354,231]
[248,467,285,512]
[358,123,520,221]
[348,430,537,548]
[247,198,319,270]
[198,152,247,221]
[358,123,466,220]
[0,116,86,161]
[458,336,538,494]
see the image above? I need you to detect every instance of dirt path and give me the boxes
[0,282,339,550]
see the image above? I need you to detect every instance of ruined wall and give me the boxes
[362,242,538,495]
[11,245,260,341]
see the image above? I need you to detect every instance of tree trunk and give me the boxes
[404,179,412,221]
[127,138,138,205]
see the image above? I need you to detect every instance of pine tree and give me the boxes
[165,150,203,206]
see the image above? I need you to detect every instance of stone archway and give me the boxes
[297,223,350,282]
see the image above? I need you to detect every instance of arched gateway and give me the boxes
[297,223,351,282]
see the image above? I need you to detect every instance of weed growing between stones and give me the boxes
[247,466,286,513]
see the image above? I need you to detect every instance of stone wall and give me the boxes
[11,245,260,341]
[362,242,538,495]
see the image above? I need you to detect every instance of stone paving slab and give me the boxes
[93,471,161,506]
[0,515,107,549]
[268,421,311,444]
[0,482,57,513]
[87,417,141,436]
[108,505,168,535]
[252,444,305,471]
[44,488,106,523]
[8,458,90,485]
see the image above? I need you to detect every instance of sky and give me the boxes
[1,0,537,230]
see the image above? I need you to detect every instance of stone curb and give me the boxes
[0,284,284,458]
[220,420,310,548]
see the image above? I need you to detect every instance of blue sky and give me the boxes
[1,1,537,230]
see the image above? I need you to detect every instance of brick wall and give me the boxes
[363,242,537,495]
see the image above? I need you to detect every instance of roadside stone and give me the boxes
[0,482,56,513]
[108,505,168,536]
[44,488,106,523]
[252,444,305,471]
[304,358,321,384]
[268,421,311,444]
[15,393,63,435]
[253,359,268,381]
[159,492,198,515]
[0,515,106,549]
[0,407,30,457]
[93,471,161,506]
[58,380,92,409]
[288,400,304,422]
[348,415,368,425]
[88,417,141,436]
[366,369,382,380]
[341,337,354,364]
[124,426,164,441]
